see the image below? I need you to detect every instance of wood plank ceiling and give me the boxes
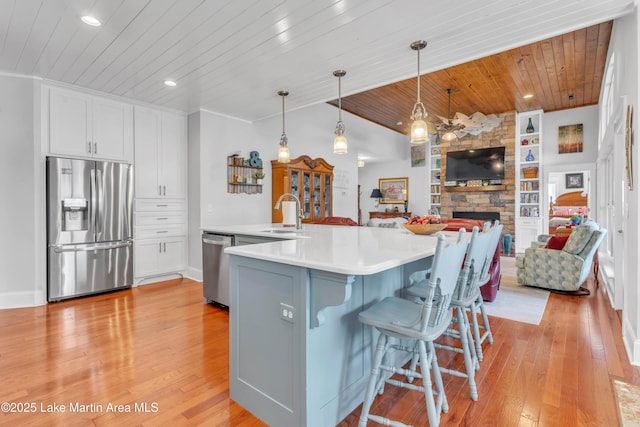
[330,22,613,135]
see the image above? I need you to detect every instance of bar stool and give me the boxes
[470,222,503,360]
[405,226,492,401]
[358,231,469,427]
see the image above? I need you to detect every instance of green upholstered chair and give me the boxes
[516,221,606,294]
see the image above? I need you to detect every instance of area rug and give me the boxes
[613,379,640,426]
[482,257,550,325]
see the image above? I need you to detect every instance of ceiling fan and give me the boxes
[435,88,501,141]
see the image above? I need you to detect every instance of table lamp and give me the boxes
[370,188,383,208]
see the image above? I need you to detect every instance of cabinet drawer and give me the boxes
[135,211,185,226]
[135,199,185,212]
[134,224,185,239]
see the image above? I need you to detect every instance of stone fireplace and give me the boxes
[438,112,516,237]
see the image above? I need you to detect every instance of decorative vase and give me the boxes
[525,149,535,162]
[526,118,535,133]
[256,179,263,185]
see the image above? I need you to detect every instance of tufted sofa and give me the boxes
[516,221,606,293]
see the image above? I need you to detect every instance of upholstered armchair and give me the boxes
[516,222,606,293]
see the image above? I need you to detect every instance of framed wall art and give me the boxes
[558,123,584,154]
[410,144,426,167]
[378,177,408,204]
[565,172,584,189]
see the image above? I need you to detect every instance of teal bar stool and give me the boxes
[358,231,469,427]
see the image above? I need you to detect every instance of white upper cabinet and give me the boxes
[134,107,186,199]
[48,87,133,162]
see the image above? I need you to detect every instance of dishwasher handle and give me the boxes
[202,234,234,246]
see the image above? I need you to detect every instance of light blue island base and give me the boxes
[229,255,429,427]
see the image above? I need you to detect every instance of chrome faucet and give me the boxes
[274,193,303,230]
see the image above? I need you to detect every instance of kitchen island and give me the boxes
[207,224,450,427]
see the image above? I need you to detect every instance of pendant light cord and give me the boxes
[282,94,285,134]
[416,48,421,103]
[338,75,343,121]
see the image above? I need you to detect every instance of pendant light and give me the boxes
[277,90,290,163]
[333,70,348,154]
[440,88,465,142]
[410,40,429,144]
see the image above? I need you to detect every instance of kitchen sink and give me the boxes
[260,228,303,234]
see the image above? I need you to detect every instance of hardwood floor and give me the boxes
[0,274,638,426]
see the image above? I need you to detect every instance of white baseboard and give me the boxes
[0,290,46,309]
[184,267,202,282]
[622,315,640,366]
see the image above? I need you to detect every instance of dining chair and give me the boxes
[357,231,469,427]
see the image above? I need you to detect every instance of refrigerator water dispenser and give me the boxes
[62,198,88,231]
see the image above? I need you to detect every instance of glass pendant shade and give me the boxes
[441,131,457,142]
[277,91,291,163]
[409,40,428,144]
[333,70,348,154]
[333,132,347,154]
[278,144,290,163]
[410,117,428,143]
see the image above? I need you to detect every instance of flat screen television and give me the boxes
[445,146,505,181]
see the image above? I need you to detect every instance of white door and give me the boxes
[93,98,132,161]
[134,239,161,279]
[160,113,186,199]
[49,88,91,157]
[161,237,186,274]
[134,107,161,198]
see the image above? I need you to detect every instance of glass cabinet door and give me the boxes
[302,172,311,219]
[290,170,300,201]
[324,174,331,217]
[313,174,321,219]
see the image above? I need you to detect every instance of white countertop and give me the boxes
[204,224,458,275]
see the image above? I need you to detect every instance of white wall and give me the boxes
[188,103,406,276]
[541,106,599,223]
[0,75,44,308]
[358,153,430,218]
[604,7,640,365]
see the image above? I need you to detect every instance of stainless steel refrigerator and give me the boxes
[46,157,133,301]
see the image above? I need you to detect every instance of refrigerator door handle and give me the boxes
[97,167,104,236]
[90,168,97,236]
[51,240,133,253]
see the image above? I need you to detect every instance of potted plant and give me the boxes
[570,214,582,226]
[254,171,265,185]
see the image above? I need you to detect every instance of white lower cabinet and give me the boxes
[133,198,186,283]
[134,237,186,279]
[515,217,543,253]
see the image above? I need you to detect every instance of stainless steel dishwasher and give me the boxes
[202,232,281,308]
[202,232,234,308]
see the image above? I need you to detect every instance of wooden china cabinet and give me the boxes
[271,155,334,223]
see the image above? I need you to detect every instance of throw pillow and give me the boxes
[545,235,569,250]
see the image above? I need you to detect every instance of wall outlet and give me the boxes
[279,303,296,323]
[207,203,213,213]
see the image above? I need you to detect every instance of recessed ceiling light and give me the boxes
[523,94,534,99]
[81,16,101,27]
[396,121,403,126]
[164,80,177,87]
